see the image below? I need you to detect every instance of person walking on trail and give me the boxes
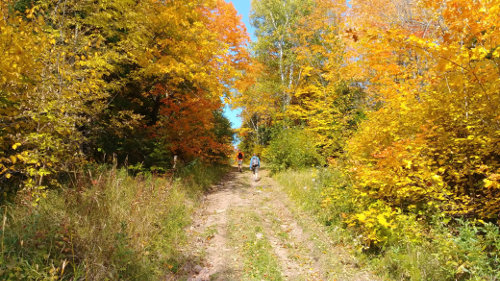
[236,150,244,172]
[249,153,260,180]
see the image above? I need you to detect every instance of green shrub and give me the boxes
[449,220,500,280]
[176,159,229,193]
[263,129,322,172]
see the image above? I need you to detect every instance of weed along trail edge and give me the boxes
[179,166,377,281]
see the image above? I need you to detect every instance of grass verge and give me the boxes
[276,168,500,281]
[0,162,228,280]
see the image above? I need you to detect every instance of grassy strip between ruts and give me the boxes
[275,168,500,281]
[0,162,228,281]
[227,208,283,281]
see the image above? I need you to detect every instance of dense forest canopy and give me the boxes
[0,0,249,199]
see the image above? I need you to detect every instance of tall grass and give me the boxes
[276,168,500,281]
[0,162,228,280]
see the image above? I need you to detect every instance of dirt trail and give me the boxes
[179,167,376,281]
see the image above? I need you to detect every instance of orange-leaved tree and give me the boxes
[141,0,249,162]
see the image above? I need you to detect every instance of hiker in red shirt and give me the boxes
[236,150,244,172]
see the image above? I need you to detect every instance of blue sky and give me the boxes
[222,1,256,130]
[230,1,257,41]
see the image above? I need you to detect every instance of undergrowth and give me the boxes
[276,168,500,281]
[0,162,228,280]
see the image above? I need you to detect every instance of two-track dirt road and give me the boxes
[174,167,376,281]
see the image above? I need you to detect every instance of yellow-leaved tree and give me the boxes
[0,2,108,201]
[345,0,500,238]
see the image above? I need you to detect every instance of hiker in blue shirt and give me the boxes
[249,154,260,180]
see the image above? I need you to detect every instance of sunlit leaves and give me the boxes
[346,0,500,226]
[0,0,249,200]
[243,0,499,249]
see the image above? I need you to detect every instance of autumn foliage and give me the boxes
[0,0,248,198]
[346,0,500,222]
[239,0,500,263]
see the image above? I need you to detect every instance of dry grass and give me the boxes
[0,163,228,280]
